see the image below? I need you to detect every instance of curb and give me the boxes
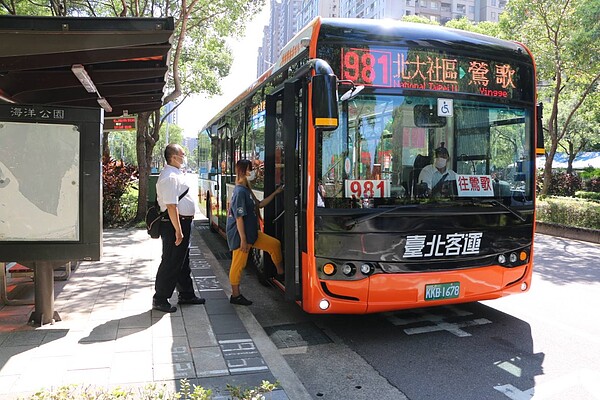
[192,223,313,400]
[536,222,600,244]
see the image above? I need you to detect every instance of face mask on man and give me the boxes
[179,155,188,169]
[434,157,447,169]
[247,170,257,181]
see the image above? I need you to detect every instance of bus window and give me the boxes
[318,95,532,206]
[248,101,266,191]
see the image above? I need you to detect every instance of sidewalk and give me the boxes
[0,219,310,399]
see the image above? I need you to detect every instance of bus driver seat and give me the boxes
[410,154,430,197]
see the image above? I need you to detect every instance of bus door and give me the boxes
[264,80,305,301]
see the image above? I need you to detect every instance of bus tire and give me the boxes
[248,248,269,287]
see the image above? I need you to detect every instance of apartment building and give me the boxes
[257,0,506,77]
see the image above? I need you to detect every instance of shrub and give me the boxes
[575,191,600,201]
[536,170,582,197]
[103,155,138,226]
[536,196,600,229]
[583,177,600,192]
[20,379,277,400]
[578,166,600,180]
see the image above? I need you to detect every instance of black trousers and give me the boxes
[153,218,195,303]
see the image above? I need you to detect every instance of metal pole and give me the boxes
[29,261,62,326]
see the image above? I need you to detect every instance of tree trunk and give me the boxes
[135,112,151,221]
[542,139,558,196]
[135,110,162,221]
[102,130,110,159]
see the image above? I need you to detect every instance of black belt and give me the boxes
[160,215,194,221]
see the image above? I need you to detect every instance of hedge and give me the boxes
[536,196,600,230]
[575,191,600,201]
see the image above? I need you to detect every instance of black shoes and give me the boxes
[153,295,205,311]
[152,302,177,313]
[178,296,206,305]
[230,294,253,306]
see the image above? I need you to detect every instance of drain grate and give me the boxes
[264,322,332,349]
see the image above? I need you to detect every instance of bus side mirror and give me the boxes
[536,102,545,155]
[312,74,339,131]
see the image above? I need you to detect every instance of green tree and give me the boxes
[558,90,600,173]
[108,131,137,165]
[127,0,264,221]
[500,0,600,194]
[445,16,503,37]
[401,15,440,25]
[152,123,184,169]
[0,0,56,15]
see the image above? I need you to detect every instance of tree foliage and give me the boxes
[102,155,138,226]
[557,90,600,172]
[444,16,504,38]
[401,15,440,25]
[500,0,600,194]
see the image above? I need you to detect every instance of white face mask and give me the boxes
[247,170,257,181]
[434,157,447,169]
[179,155,188,169]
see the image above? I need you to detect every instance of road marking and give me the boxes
[385,306,491,337]
[403,318,491,337]
[495,369,600,400]
[495,358,523,377]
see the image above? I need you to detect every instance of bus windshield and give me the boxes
[318,94,534,208]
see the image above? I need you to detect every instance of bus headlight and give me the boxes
[498,249,529,267]
[342,263,356,277]
[360,263,374,275]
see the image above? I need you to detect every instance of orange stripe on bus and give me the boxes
[315,117,337,126]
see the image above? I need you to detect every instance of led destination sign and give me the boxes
[103,116,137,131]
[339,47,525,100]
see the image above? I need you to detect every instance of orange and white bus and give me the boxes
[198,17,543,314]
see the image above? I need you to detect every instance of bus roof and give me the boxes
[318,18,529,57]
[200,17,532,133]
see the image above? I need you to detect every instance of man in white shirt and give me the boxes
[152,144,205,313]
[418,142,457,196]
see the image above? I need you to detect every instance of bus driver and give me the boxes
[418,142,457,196]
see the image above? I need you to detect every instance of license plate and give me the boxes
[425,282,460,301]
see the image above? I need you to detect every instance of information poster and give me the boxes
[0,121,80,241]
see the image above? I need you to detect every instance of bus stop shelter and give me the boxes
[0,15,174,116]
[0,15,174,325]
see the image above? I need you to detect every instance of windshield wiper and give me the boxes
[344,205,417,229]
[476,199,526,222]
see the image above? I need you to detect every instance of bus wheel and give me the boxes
[248,248,269,287]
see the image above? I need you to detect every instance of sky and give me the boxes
[178,6,271,137]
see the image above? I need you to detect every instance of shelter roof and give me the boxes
[0,15,174,117]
